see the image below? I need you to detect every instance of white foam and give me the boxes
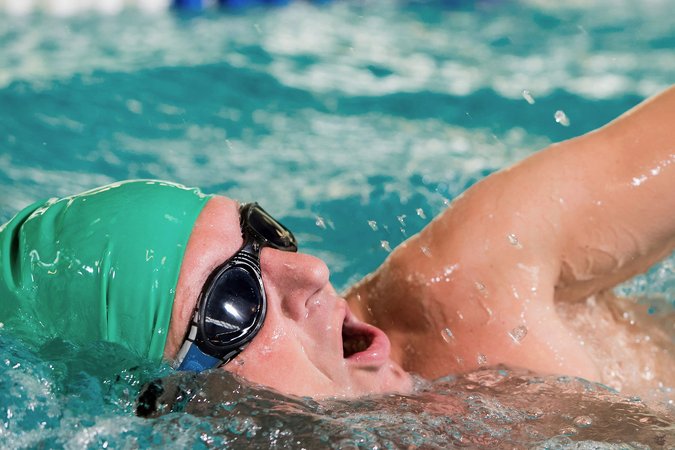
[1,1,672,98]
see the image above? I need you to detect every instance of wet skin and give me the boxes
[346,86,675,395]
[164,196,412,399]
[166,86,675,398]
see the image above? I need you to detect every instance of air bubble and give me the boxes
[558,426,578,436]
[522,90,535,104]
[368,220,378,231]
[554,110,570,126]
[508,325,528,343]
[525,407,544,420]
[573,416,593,428]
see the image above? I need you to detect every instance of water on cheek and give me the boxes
[260,326,287,356]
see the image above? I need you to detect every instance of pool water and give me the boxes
[0,0,674,447]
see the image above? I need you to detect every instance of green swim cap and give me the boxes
[0,180,211,360]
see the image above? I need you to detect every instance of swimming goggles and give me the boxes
[174,202,298,372]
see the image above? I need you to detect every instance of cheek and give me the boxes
[228,325,310,382]
[225,321,343,396]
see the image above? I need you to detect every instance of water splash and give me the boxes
[554,110,570,126]
[522,90,535,104]
[315,216,326,229]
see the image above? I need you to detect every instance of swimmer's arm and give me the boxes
[353,85,675,307]
[346,86,675,377]
[542,85,675,301]
[430,84,675,303]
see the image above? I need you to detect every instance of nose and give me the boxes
[259,247,331,320]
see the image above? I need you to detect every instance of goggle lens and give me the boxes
[202,265,263,347]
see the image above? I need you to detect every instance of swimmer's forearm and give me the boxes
[548,85,675,298]
[413,85,675,301]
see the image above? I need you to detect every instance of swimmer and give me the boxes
[1,85,673,400]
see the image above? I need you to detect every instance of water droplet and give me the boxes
[315,216,326,229]
[443,264,458,276]
[507,233,522,248]
[416,208,427,219]
[522,90,535,104]
[474,281,488,297]
[642,366,654,381]
[397,215,407,226]
[367,220,378,231]
[631,175,647,186]
[511,287,520,300]
[380,240,392,252]
[508,325,528,343]
[554,110,570,126]
[477,354,487,366]
[441,327,455,343]
[573,416,593,428]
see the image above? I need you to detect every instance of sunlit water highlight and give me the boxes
[0,0,674,447]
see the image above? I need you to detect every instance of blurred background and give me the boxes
[0,0,673,293]
[1,1,674,448]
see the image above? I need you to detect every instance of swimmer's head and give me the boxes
[0,180,210,359]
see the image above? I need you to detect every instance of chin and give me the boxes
[347,363,414,398]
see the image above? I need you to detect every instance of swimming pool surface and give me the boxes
[1,0,674,447]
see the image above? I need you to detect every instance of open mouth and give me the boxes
[338,305,392,366]
[342,321,374,358]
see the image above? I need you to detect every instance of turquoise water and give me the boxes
[1,0,674,447]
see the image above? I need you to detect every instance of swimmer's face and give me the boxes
[165,196,412,398]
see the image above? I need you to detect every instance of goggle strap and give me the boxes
[175,340,222,372]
